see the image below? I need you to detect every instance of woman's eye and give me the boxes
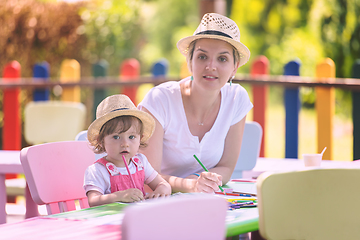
[198,55,207,60]
[219,56,227,62]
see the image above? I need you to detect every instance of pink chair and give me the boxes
[121,194,228,240]
[20,141,95,215]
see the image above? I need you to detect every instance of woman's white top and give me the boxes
[83,153,158,194]
[138,78,253,178]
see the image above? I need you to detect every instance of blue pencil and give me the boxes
[193,154,226,194]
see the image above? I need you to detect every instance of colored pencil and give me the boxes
[193,154,226,194]
[122,155,136,188]
[231,179,257,183]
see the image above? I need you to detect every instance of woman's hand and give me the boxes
[193,172,223,193]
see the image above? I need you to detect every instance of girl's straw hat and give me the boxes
[177,13,250,67]
[87,94,155,143]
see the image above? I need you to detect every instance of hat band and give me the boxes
[110,107,129,112]
[195,30,233,39]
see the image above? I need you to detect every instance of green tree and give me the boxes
[0,0,86,77]
[139,0,198,76]
[78,0,143,76]
[231,0,360,78]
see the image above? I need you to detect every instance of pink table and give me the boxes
[0,150,39,224]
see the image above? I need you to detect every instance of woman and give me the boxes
[139,13,253,193]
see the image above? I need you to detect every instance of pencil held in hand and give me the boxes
[193,154,226,194]
[122,155,136,189]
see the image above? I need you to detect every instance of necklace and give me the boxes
[196,97,219,126]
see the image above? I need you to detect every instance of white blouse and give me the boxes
[138,78,253,178]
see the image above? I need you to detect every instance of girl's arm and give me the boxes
[145,174,171,199]
[87,188,144,207]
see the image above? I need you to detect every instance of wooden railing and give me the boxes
[1,56,359,161]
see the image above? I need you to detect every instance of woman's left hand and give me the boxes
[194,172,223,193]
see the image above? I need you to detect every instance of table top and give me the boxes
[2,156,359,238]
[243,157,360,179]
[0,181,259,239]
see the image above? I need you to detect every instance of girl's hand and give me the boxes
[145,192,169,199]
[194,172,222,193]
[115,188,144,203]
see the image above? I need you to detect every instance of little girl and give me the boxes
[83,94,171,207]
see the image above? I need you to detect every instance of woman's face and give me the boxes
[190,38,239,90]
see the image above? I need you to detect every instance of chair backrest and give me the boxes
[257,168,360,239]
[231,121,262,179]
[75,130,106,160]
[75,130,88,141]
[20,141,95,215]
[24,101,86,145]
[121,194,228,240]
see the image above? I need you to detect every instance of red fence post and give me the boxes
[120,58,140,105]
[250,56,269,157]
[2,61,21,151]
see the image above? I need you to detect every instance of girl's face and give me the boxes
[190,38,239,90]
[103,124,141,165]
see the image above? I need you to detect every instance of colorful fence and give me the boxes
[1,57,359,161]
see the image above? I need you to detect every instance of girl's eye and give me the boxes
[129,135,135,140]
[113,135,120,140]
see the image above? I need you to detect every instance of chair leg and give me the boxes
[25,184,39,218]
[250,230,266,240]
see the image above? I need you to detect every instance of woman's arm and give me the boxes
[140,107,247,193]
[208,116,246,184]
[140,107,198,193]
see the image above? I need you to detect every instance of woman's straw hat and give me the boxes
[177,13,250,67]
[87,94,155,143]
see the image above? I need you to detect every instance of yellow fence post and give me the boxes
[60,59,81,102]
[315,58,335,160]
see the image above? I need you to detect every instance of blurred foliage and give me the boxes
[0,0,143,77]
[138,0,198,76]
[0,0,358,118]
[0,0,86,77]
[78,0,143,76]
[229,0,360,117]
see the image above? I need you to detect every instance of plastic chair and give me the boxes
[75,130,106,160]
[75,130,88,141]
[256,168,360,239]
[24,101,86,145]
[121,194,228,240]
[231,121,263,179]
[20,141,95,214]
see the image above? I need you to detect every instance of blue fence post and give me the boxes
[92,59,108,121]
[152,59,168,78]
[352,59,360,160]
[33,62,50,101]
[284,60,301,158]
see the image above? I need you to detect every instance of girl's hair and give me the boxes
[186,39,240,67]
[91,116,146,154]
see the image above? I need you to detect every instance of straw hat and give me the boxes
[177,13,250,67]
[87,94,155,143]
